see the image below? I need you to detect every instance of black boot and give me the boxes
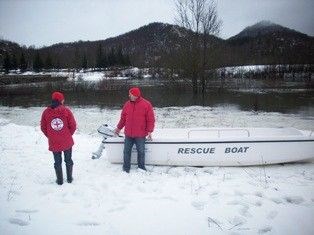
[55,167,63,185]
[138,166,147,171]
[66,165,73,183]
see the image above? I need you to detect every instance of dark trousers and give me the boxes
[123,136,145,172]
[53,148,73,169]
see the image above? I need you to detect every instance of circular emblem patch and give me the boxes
[51,118,64,131]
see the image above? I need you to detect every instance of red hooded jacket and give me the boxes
[117,97,155,138]
[41,105,76,152]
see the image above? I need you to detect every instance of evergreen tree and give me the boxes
[11,54,18,70]
[45,53,53,69]
[55,58,61,69]
[96,44,104,69]
[103,51,108,68]
[124,54,131,66]
[3,52,11,74]
[107,48,116,67]
[116,46,124,66]
[20,52,28,72]
[33,52,43,72]
[81,53,87,70]
[74,47,80,70]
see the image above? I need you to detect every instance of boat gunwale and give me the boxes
[104,139,314,144]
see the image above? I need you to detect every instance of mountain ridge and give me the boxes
[228,20,310,41]
[0,21,313,69]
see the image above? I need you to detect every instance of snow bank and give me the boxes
[17,68,140,82]
[217,65,268,75]
[0,106,313,235]
[6,67,157,82]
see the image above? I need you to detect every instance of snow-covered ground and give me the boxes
[218,64,312,74]
[219,65,268,74]
[0,105,314,235]
[6,67,147,82]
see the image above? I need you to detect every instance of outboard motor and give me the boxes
[92,124,123,159]
[97,124,117,138]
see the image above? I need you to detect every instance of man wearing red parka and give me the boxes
[115,87,155,173]
[41,91,76,185]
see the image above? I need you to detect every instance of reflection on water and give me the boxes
[0,79,313,116]
[1,88,313,115]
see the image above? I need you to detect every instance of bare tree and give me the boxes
[175,0,222,94]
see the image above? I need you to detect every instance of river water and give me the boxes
[0,78,313,116]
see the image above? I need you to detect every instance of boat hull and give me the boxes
[105,138,314,166]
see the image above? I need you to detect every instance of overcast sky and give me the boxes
[0,0,313,47]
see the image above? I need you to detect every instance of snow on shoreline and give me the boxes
[7,68,143,82]
[0,105,313,134]
[0,106,314,235]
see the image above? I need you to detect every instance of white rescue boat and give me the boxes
[92,125,314,166]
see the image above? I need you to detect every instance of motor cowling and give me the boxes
[97,124,117,138]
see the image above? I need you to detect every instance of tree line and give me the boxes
[1,44,131,73]
[2,52,27,73]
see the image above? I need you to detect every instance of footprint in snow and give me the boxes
[269,197,283,204]
[284,196,304,205]
[191,201,206,210]
[254,192,264,198]
[254,201,262,207]
[209,190,219,196]
[9,218,29,226]
[258,226,272,234]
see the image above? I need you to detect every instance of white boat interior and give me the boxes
[149,127,311,140]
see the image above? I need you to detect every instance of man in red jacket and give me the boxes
[115,87,155,173]
[41,91,77,185]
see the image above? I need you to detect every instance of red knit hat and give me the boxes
[52,91,64,102]
[129,87,141,97]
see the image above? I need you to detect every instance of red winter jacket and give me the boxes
[41,105,76,152]
[117,97,155,138]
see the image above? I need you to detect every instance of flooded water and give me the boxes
[0,78,313,116]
